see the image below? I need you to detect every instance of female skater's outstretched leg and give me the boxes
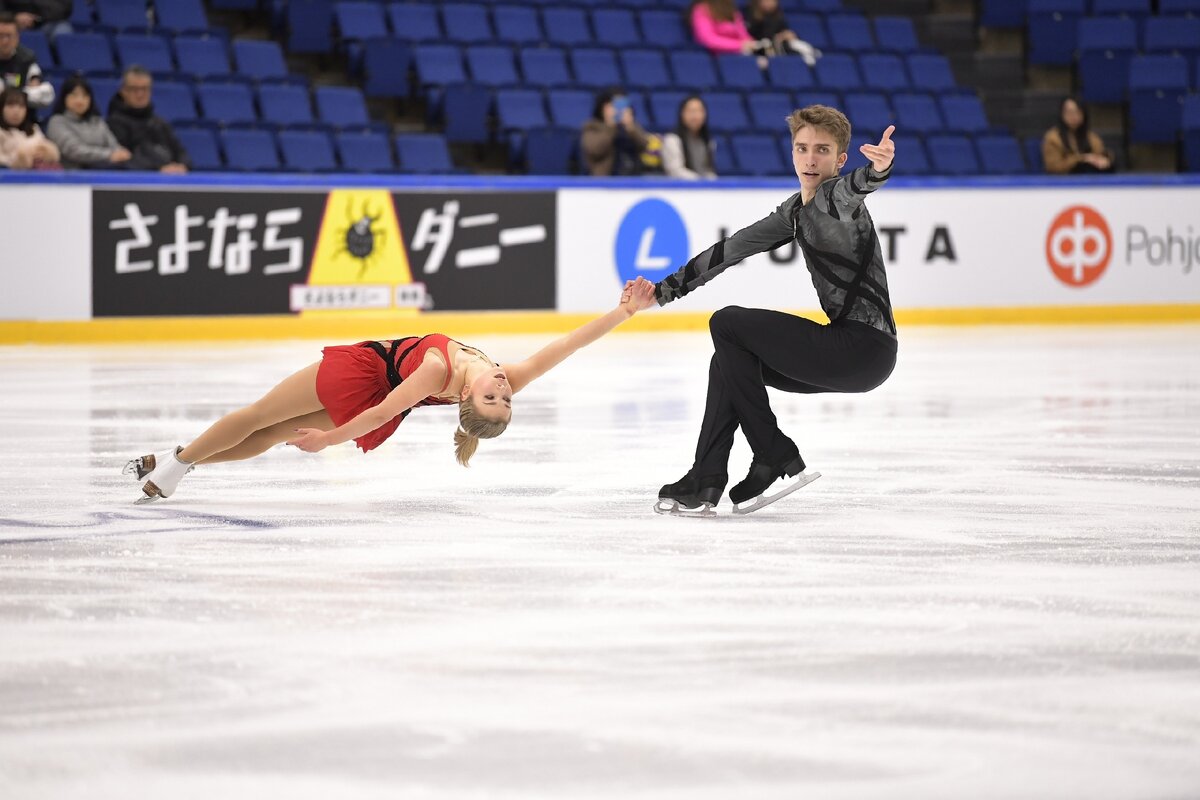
[199,410,334,465]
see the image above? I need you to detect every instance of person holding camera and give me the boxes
[581,88,649,177]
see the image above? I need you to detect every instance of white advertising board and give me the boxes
[556,184,1200,314]
[0,186,91,320]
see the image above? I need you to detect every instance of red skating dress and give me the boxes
[315,334,457,453]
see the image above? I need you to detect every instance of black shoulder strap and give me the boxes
[361,336,426,390]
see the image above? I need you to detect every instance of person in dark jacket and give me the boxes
[0,0,73,37]
[106,64,189,173]
[0,11,54,108]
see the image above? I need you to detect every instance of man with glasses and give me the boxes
[107,64,189,174]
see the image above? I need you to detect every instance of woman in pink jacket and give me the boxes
[690,0,763,56]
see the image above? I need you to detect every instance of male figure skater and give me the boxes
[653,106,898,515]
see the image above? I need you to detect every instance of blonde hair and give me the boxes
[454,399,509,467]
[786,105,852,154]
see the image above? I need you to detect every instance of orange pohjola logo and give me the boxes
[1045,205,1112,287]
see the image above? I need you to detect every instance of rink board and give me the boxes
[0,176,1198,340]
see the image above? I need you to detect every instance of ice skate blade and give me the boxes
[122,454,154,480]
[134,480,164,505]
[653,499,717,518]
[732,471,821,516]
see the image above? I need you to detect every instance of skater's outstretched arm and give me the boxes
[820,125,895,216]
[288,359,446,452]
[505,277,656,395]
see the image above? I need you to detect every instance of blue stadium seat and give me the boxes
[701,92,750,134]
[493,6,543,46]
[712,134,735,175]
[620,50,672,91]
[153,81,197,124]
[278,130,338,171]
[440,4,493,45]
[95,0,150,32]
[814,53,862,91]
[1026,0,1085,67]
[197,82,258,126]
[524,126,576,174]
[519,47,572,89]
[496,89,548,132]
[233,40,290,82]
[907,53,956,92]
[978,0,1028,27]
[69,0,94,27]
[288,0,334,54]
[842,135,873,173]
[211,0,259,9]
[1142,16,1200,56]
[649,91,689,130]
[467,45,521,88]
[394,133,455,173]
[638,9,689,49]
[890,135,930,175]
[335,2,386,43]
[1023,136,1044,173]
[114,34,173,74]
[55,33,116,75]
[363,38,411,98]
[976,134,1026,175]
[548,89,594,128]
[1181,95,1200,172]
[717,55,766,90]
[1091,0,1150,15]
[826,13,875,52]
[443,83,491,143]
[569,48,622,90]
[732,134,786,176]
[766,58,815,91]
[258,84,316,128]
[90,77,121,117]
[892,92,944,135]
[1077,17,1137,103]
[926,134,980,175]
[844,93,893,134]
[669,51,718,92]
[157,0,209,34]
[174,36,232,78]
[1159,0,1200,10]
[175,127,222,170]
[221,129,280,170]
[542,7,592,47]
[314,85,373,131]
[591,8,641,48]
[414,45,467,89]
[790,14,829,50]
[335,130,394,172]
[20,30,53,68]
[938,94,990,134]
[872,16,920,55]
[797,0,843,11]
[795,90,842,111]
[1128,55,1189,143]
[387,3,441,43]
[747,91,793,133]
[859,53,909,92]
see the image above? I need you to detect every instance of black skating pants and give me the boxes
[692,306,898,479]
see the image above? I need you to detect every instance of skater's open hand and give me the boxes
[859,125,895,172]
[287,428,328,453]
[619,276,657,317]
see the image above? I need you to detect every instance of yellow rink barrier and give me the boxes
[2,304,1200,344]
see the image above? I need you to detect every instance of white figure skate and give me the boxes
[125,446,193,504]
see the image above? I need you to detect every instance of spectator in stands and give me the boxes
[690,0,766,57]
[0,84,59,168]
[1042,97,1114,175]
[745,0,820,66]
[107,65,189,174]
[46,74,131,169]
[0,11,54,109]
[0,1,73,38]
[662,95,717,180]
[581,88,649,177]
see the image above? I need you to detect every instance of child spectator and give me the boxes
[0,83,59,168]
[46,74,131,169]
[662,95,717,180]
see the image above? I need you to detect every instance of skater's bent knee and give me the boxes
[709,305,746,334]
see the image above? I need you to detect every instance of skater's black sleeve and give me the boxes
[654,193,801,306]
[816,165,891,219]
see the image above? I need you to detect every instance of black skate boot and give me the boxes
[729,453,820,515]
[654,470,727,518]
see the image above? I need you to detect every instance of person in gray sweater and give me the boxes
[45,73,130,169]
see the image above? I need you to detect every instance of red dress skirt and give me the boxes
[315,335,455,452]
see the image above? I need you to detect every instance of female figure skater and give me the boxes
[126,278,658,503]
[653,106,897,516]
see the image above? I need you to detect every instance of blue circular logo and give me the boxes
[614,198,689,285]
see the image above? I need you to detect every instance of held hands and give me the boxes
[287,428,328,453]
[859,125,896,172]
[619,276,657,317]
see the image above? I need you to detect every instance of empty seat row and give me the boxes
[175,128,459,173]
[66,0,210,35]
[981,0,1200,29]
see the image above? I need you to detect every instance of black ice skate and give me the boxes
[654,471,726,518]
[728,455,820,515]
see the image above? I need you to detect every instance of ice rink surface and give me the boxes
[2,325,1199,799]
